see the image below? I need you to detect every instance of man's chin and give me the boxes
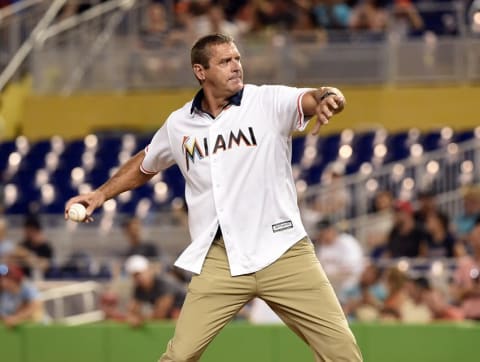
[230,81,244,93]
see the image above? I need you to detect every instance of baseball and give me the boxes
[68,203,87,222]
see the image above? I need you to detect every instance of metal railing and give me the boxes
[0,0,143,92]
[0,0,49,84]
[0,0,478,93]
[39,280,104,324]
[299,134,480,244]
[0,0,67,91]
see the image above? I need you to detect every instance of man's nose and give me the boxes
[231,60,241,72]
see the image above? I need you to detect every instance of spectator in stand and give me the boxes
[0,218,15,262]
[414,277,463,321]
[99,289,126,322]
[454,185,480,244]
[13,215,54,278]
[255,0,298,31]
[314,218,364,301]
[315,161,351,220]
[188,0,241,38]
[381,267,408,321]
[138,2,174,49]
[361,189,395,258]
[124,255,186,326]
[0,263,44,327]
[1,0,25,9]
[413,189,440,226]
[401,276,433,323]
[349,0,389,33]
[122,217,160,259]
[204,4,242,38]
[422,210,455,258]
[452,217,480,320]
[229,0,257,34]
[343,263,387,321]
[384,200,431,258]
[312,0,352,30]
[290,4,324,42]
[460,274,480,321]
[390,0,424,38]
[130,2,188,84]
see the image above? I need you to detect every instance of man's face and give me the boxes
[198,42,243,96]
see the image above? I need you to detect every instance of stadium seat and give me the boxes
[2,128,476,215]
[0,140,16,171]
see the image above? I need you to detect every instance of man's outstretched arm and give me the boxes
[65,151,154,221]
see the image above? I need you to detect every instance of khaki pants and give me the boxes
[159,238,362,362]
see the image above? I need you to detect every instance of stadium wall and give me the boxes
[10,85,480,140]
[0,322,477,362]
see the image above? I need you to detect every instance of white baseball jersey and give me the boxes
[141,84,312,276]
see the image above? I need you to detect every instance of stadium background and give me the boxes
[1,0,480,361]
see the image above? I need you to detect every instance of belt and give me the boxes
[214,227,223,241]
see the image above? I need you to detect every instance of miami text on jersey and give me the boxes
[182,127,257,171]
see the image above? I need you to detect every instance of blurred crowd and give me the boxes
[2,183,480,327]
[129,0,453,45]
[0,213,191,327]
[308,184,480,323]
[2,0,477,40]
[2,0,478,89]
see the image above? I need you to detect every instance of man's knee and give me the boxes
[322,330,362,361]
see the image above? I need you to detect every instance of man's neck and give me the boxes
[201,87,232,118]
[202,94,229,117]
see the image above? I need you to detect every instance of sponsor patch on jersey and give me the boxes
[272,220,293,233]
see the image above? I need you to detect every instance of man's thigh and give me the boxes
[159,242,255,362]
[257,238,362,361]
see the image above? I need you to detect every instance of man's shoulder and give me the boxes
[244,83,284,94]
[244,84,310,102]
[168,101,193,121]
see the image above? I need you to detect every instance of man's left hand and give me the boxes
[312,87,346,135]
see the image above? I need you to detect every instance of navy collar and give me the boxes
[190,87,244,116]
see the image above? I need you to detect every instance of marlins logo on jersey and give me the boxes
[182,127,257,171]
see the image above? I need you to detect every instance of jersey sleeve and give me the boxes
[140,123,176,175]
[264,85,314,135]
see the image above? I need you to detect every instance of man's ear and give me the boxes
[193,64,205,82]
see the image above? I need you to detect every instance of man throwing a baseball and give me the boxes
[66,33,362,361]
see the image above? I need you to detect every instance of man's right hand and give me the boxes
[64,190,106,223]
